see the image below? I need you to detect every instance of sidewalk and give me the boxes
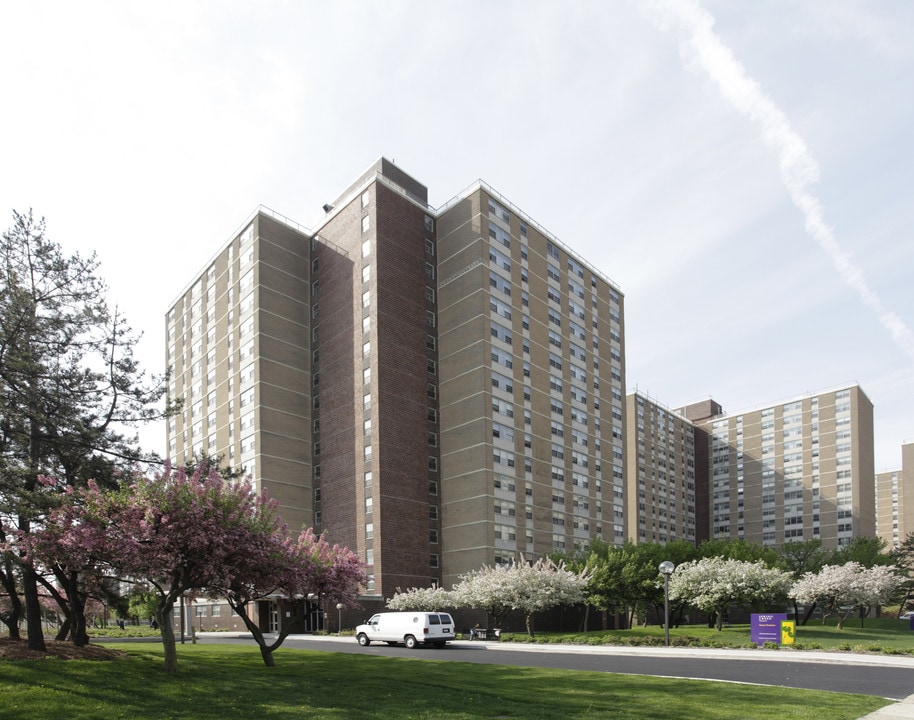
[857,697,914,720]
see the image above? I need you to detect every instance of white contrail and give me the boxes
[641,0,914,361]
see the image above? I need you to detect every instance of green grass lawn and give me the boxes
[503,616,914,654]
[0,644,894,720]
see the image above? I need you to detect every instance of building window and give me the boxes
[361,215,370,233]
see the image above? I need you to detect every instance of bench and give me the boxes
[464,628,500,641]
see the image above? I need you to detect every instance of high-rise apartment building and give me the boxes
[680,385,875,548]
[167,157,885,627]
[875,442,914,548]
[166,211,313,532]
[625,392,697,544]
[166,159,626,607]
[435,184,626,587]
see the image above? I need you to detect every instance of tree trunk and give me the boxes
[230,599,277,667]
[22,566,46,650]
[258,643,276,668]
[55,617,72,642]
[59,570,90,647]
[155,600,179,672]
[801,602,817,626]
[580,603,590,632]
[23,367,46,652]
[525,611,535,637]
[41,570,87,646]
[71,592,89,647]
[0,559,23,640]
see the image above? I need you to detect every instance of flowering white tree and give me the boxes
[386,586,454,611]
[451,556,590,636]
[450,561,516,629]
[790,562,902,629]
[667,557,791,630]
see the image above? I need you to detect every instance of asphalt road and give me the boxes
[197,634,914,701]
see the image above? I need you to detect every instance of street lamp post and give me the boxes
[659,561,675,647]
[336,603,344,636]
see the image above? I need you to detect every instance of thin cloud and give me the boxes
[641,0,914,362]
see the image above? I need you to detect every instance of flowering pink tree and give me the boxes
[790,562,903,629]
[31,464,290,671]
[20,475,112,646]
[217,528,365,667]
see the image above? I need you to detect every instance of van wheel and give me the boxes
[357,633,370,646]
[404,635,418,649]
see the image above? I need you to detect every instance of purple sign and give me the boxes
[751,613,787,646]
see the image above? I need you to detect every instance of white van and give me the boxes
[355,611,455,649]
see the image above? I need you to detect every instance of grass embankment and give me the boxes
[504,617,914,654]
[0,644,893,720]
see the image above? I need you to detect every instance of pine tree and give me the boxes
[0,210,170,649]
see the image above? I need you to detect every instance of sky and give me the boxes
[1,0,912,471]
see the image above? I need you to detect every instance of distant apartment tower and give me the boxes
[875,442,914,547]
[625,392,696,544]
[676,399,723,545]
[167,159,626,603]
[681,385,875,548]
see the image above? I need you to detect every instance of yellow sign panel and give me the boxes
[780,620,795,645]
